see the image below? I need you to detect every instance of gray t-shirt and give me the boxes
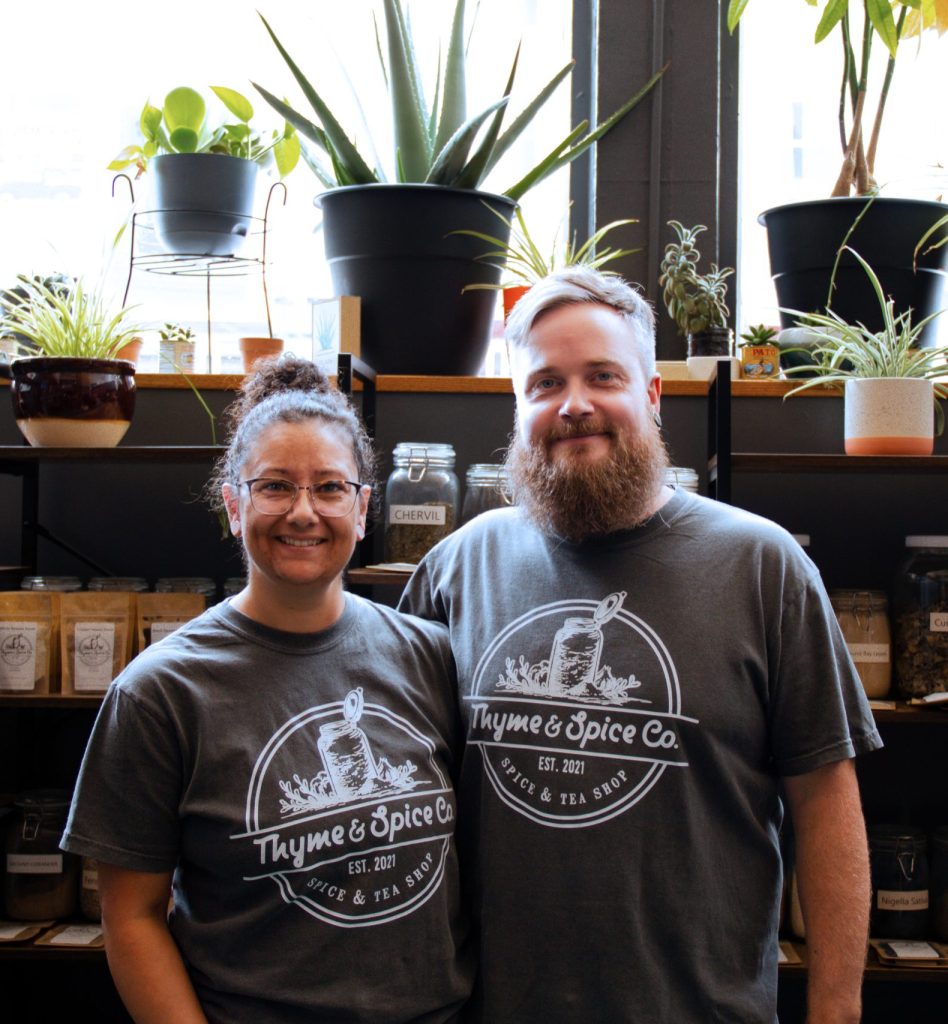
[62,594,472,1024]
[399,488,882,1024]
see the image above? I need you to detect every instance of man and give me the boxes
[399,267,881,1023]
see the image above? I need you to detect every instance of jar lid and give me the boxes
[88,576,149,592]
[155,577,217,595]
[905,535,948,548]
[13,788,72,811]
[665,466,699,492]
[20,576,83,591]
[829,588,888,609]
[465,463,510,484]
[392,442,456,467]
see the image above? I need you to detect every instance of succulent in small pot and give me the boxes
[784,247,948,455]
[158,322,197,372]
[0,278,143,448]
[659,221,735,357]
[738,323,781,379]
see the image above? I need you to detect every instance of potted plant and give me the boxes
[738,324,781,379]
[238,335,285,373]
[109,86,299,257]
[158,322,197,372]
[727,1,948,339]
[659,221,735,362]
[253,0,665,376]
[1,273,73,358]
[0,278,142,447]
[453,203,640,320]
[784,247,948,455]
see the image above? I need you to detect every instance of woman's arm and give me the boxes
[98,863,208,1024]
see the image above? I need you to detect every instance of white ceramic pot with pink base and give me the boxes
[844,377,934,456]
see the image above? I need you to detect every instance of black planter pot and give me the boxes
[150,154,258,257]
[317,185,516,376]
[687,326,733,357]
[759,197,948,346]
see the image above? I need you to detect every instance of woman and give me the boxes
[62,359,472,1023]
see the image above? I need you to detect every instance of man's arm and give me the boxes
[98,863,208,1024]
[783,758,869,1024]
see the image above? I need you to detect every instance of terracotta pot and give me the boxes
[239,337,284,373]
[844,377,934,456]
[502,285,531,322]
[114,336,144,366]
[2,356,136,447]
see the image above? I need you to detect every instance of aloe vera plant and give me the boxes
[254,0,666,201]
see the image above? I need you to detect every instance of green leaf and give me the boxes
[434,0,467,155]
[426,97,508,185]
[169,127,200,153]
[726,0,753,33]
[211,86,254,124]
[273,132,301,179]
[256,15,378,183]
[140,103,162,141]
[814,0,849,43]
[383,0,432,180]
[866,0,900,55]
[163,86,206,133]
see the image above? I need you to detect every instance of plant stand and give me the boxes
[112,175,287,370]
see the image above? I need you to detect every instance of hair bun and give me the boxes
[223,355,331,433]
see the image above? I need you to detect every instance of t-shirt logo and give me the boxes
[232,688,455,926]
[467,591,698,827]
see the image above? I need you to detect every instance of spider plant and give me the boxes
[453,203,639,289]
[0,277,142,359]
[784,246,948,429]
[254,0,666,201]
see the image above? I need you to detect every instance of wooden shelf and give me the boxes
[0,445,223,465]
[0,693,104,708]
[347,567,413,587]
[730,453,948,474]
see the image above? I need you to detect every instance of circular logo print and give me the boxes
[466,593,696,827]
[1,632,33,667]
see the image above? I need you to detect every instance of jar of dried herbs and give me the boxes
[155,577,218,605]
[829,589,891,699]
[21,576,83,592]
[88,577,149,593]
[384,442,458,564]
[462,464,512,524]
[893,536,948,699]
[5,790,79,921]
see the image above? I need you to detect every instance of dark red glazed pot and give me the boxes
[1,357,136,447]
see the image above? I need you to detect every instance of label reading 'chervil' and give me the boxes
[388,505,448,526]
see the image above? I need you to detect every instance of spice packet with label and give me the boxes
[0,592,55,694]
[59,592,133,694]
[135,592,204,655]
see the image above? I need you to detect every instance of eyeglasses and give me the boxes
[241,478,365,517]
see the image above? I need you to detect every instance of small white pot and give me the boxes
[844,377,934,456]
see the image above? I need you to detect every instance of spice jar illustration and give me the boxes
[546,591,626,697]
[317,688,380,800]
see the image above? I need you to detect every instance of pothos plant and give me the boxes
[658,221,734,337]
[109,86,300,180]
[727,0,947,197]
[253,0,666,201]
[453,203,640,289]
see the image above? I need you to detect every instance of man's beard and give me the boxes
[505,418,670,542]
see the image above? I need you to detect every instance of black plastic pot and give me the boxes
[687,326,733,358]
[759,197,948,346]
[150,153,258,257]
[317,185,516,376]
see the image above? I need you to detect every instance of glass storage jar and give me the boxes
[868,824,930,939]
[932,826,948,942]
[461,464,512,523]
[384,442,459,563]
[80,856,101,922]
[829,589,892,698]
[5,789,79,920]
[893,536,948,698]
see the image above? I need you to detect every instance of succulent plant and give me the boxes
[739,324,779,346]
[659,221,734,337]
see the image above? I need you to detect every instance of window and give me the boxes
[0,0,572,373]
[737,2,947,341]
